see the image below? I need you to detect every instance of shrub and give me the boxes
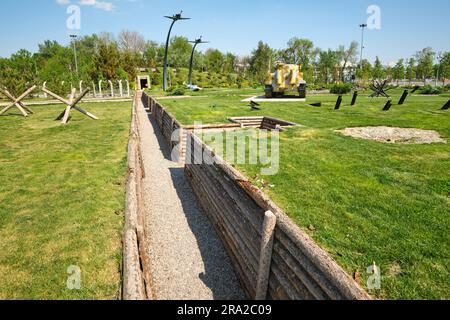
[330,83,352,94]
[167,86,185,96]
[419,85,443,95]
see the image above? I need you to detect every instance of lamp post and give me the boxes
[70,34,79,77]
[436,52,444,87]
[188,37,209,87]
[163,11,190,91]
[359,24,367,70]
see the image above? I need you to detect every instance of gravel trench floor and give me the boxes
[136,101,245,300]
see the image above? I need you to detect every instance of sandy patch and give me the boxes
[336,126,446,144]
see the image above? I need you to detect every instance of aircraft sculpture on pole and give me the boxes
[163,11,191,91]
[188,37,209,88]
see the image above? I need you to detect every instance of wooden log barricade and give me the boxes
[0,85,37,117]
[183,132,371,300]
[142,92,371,300]
[122,93,153,300]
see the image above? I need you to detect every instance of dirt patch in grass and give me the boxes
[337,126,447,144]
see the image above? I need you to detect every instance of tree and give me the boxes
[356,59,373,81]
[118,30,146,55]
[372,56,386,80]
[337,41,358,82]
[168,36,192,68]
[317,49,338,84]
[280,38,314,71]
[415,47,435,84]
[37,43,73,94]
[392,59,405,84]
[92,40,121,81]
[249,41,274,85]
[0,49,37,95]
[121,50,139,81]
[406,58,416,84]
[143,41,162,68]
[223,53,237,74]
[204,49,224,73]
[439,52,450,85]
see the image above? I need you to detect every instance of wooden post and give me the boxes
[398,90,409,105]
[255,210,277,300]
[335,95,343,110]
[351,91,358,106]
[383,100,392,111]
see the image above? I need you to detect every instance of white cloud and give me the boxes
[79,0,115,11]
[56,0,115,12]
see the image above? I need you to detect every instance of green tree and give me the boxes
[168,36,192,68]
[337,42,359,82]
[249,41,274,85]
[143,41,162,68]
[0,49,37,95]
[406,58,416,84]
[356,59,373,81]
[372,56,386,80]
[392,59,405,84]
[204,49,224,73]
[280,38,315,71]
[92,40,121,81]
[223,53,237,74]
[317,49,338,84]
[415,47,435,84]
[438,52,450,85]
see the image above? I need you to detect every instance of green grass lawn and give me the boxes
[0,102,130,299]
[161,89,450,300]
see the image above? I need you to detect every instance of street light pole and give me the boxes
[188,37,209,87]
[70,34,79,77]
[163,11,190,91]
[436,52,443,87]
[359,24,367,70]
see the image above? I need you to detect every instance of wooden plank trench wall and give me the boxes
[141,92,371,300]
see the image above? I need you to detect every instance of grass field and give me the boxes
[0,102,130,299]
[159,88,450,300]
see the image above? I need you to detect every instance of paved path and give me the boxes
[136,99,245,300]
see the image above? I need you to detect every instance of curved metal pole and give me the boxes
[163,20,176,91]
[188,42,199,86]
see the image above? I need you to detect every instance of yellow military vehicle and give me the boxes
[265,62,307,98]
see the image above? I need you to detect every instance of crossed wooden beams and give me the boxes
[42,88,98,124]
[0,85,37,117]
[369,80,391,98]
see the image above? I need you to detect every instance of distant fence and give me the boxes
[389,79,449,87]
[141,92,371,300]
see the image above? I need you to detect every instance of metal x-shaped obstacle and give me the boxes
[42,88,98,124]
[369,80,391,98]
[0,85,37,117]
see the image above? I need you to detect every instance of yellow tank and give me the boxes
[265,62,307,98]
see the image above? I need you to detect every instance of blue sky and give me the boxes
[0,0,449,64]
